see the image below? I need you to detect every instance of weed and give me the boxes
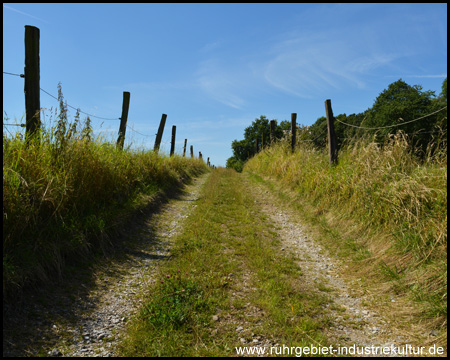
[143,271,210,329]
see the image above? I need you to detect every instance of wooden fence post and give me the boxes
[183,139,187,157]
[116,91,130,150]
[154,113,167,152]
[24,25,40,145]
[190,145,194,158]
[325,99,338,165]
[170,125,176,156]
[291,113,297,152]
[199,152,202,160]
[207,157,210,167]
[270,120,276,144]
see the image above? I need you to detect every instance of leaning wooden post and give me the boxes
[116,91,130,150]
[183,139,187,157]
[154,113,167,152]
[190,145,194,158]
[325,99,338,165]
[24,25,40,145]
[291,113,297,152]
[270,120,276,144]
[170,125,176,156]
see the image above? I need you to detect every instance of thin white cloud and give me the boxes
[382,74,447,80]
[3,4,49,24]
[404,74,447,79]
[199,40,223,54]
[195,59,246,109]
[347,54,400,74]
[184,116,253,130]
[122,81,194,91]
[262,28,400,98]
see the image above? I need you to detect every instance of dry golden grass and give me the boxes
[3,128,208,295]
[245,134,447,342]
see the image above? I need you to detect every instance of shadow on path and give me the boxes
[3,175,203,357]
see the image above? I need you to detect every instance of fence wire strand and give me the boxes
[126,124,156,139]
[39,87,120,121]
[4,71,173,145]
[334,106,447,130]
[5,71,121,121]
[3,71,24,78]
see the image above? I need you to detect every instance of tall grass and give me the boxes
[245,133,447,324]
[3,112,207,296]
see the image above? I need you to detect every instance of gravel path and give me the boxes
[3,171,439,357]
[3,174,209,357]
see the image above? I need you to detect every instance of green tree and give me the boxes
[271,78,447,155]
[308,116,328,149]
[225,156,244,173]
[278,120,292,141]
[335,112,367,147]
[440,77,447,102]
[307,112,367,151]
[427,77,447,152]
[361,79,439,149]
[226,115,288,172]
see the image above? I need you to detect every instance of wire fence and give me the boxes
[292,105,447,147]
[5,67,446,163]
[334,106,447,130]
[3,70,201,162]
[3,71,24,78]
[3,71,158,142]
[294,128,447,148]
[4,24,212,164]
[38,87,120,121]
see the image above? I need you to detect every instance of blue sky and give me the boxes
[3,3,447,166]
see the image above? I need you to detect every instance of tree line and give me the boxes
[226,78,447,172]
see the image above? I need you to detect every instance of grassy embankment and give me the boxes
[3,128,207,296]
[119,168,333,356]
[245,135,447,342]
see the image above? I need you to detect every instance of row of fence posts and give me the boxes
[23,24,339,167]
[21,25,212,166]
[262,99,338,166]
